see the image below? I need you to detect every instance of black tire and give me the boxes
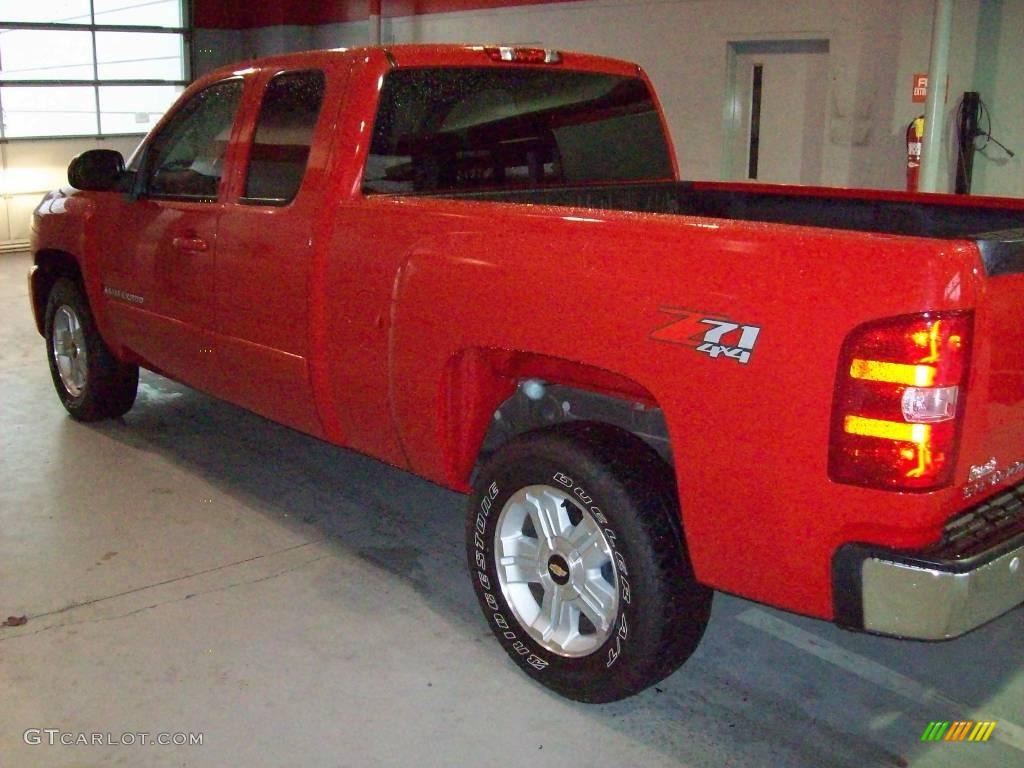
[44,277,138,421]
[467,422,712,702]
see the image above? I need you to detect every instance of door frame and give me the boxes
[722,37,831,181]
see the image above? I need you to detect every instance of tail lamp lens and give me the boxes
[829,312,972,491]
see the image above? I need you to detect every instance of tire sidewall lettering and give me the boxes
[550,472,632,669]
[473,480,551,672]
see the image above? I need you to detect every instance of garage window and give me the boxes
[0,2,188,138]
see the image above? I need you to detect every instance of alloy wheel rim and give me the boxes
[494,484,619,657]
[52,305,88,397]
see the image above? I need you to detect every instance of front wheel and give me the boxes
[44,277,138,421]
[467,422,712,702]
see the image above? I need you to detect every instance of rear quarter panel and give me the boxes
[322,193,984,620]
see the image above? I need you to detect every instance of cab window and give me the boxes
[242,70,326,205]
[144,79,244,200]
[363,67,673,194]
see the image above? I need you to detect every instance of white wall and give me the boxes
[968,0,1023,197]
[893,0,987,192]
[191,0,1023,196]
[889,0,1023,198]
[383,0,887,188]
[370,0,1024,196]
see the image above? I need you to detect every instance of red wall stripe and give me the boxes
[194,1,588,30]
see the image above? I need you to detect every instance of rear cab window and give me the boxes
[242,69,326,205]
[363,67,673,194]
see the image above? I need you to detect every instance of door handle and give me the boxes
[172,236,209,252]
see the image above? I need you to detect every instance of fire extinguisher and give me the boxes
[906,116,925,192]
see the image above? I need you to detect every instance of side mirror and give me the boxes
[68,149,125,191]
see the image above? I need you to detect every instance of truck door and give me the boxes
[102,78,245,392]
[211,68,338,436]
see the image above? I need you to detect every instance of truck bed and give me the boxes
[423,181,1024,275]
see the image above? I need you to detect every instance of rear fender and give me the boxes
[441,348,668,488]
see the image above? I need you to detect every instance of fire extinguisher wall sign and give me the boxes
[906,116,925,192]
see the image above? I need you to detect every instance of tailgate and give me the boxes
[957,229,1024,507]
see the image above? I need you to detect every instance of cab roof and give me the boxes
[197,43,644,86]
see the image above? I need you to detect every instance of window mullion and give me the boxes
[0,44,6,140]
[90,0,101,135]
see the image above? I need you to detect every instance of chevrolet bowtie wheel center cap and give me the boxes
[547,554,571,585]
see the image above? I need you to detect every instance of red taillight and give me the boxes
[829,312,973,491]
[483,46,562,64]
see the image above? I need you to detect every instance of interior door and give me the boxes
[211,68,335,435]
[727,40,830,185]
[101,78,245,391]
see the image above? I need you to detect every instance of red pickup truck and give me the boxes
[29,44,1024,702]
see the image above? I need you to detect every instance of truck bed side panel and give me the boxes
[327,194,986,620]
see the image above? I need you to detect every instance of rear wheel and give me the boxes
[467,422,712,702]
[44,277,138,421]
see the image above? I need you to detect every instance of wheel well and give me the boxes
[30,250,83,334]
[471,379,685,556]
[444,348,673,486]
[479,380,672,467]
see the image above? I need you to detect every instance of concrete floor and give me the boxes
[1,248,1022,768]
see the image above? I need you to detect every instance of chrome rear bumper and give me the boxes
[833,484,1024,639]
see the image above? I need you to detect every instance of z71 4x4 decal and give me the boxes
[650,308,762,365]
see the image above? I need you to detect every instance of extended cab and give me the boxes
[29,45,1024,702]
